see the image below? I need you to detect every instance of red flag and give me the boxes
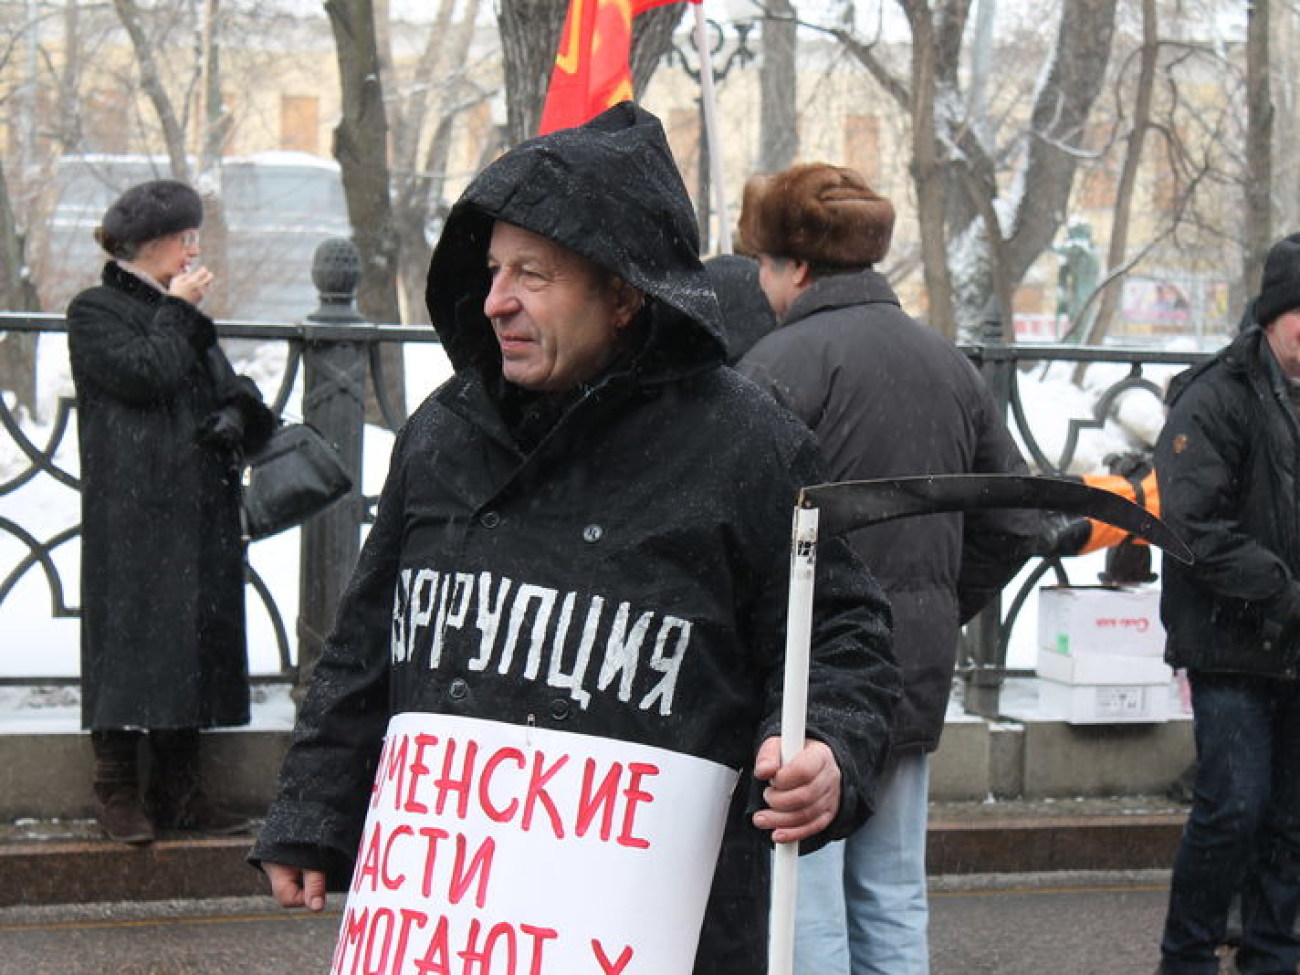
[538,0,699,135]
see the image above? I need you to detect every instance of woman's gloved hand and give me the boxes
[197,406,246,452]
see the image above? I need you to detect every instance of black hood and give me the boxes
[426,102,726,382]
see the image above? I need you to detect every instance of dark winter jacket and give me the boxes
[250,104,900,974]
[68,261,274,730]
[738,270,1037,753]
[1156,323,1300,677]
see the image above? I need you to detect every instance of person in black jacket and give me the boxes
[703,253,778,364]
[735,162,1038,975]
[68,179,274,845]
[1154,234,1300,975]
[250,104,900,975]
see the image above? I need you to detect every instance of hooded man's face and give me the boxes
[1266,308,1300,380]
[484,222,641,392]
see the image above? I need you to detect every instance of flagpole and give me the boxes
[769,500,818,975]
[693,2,732,254]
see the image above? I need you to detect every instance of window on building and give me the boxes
[1153,138,1181,213]
[1079,164,1117,210]
[281,95,320,155]
[84,90,130,154]
[844,114,882,186]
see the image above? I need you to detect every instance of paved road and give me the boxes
[0,871,1228,975]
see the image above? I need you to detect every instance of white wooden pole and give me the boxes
[769,502,819,975]
[693,2,733,254]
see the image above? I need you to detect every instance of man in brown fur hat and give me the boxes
[736,162,1038,975]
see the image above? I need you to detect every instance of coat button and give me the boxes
[448,678,468,700]
[480,511,501,529]
[582,524,603,543]
[549,698,571,721]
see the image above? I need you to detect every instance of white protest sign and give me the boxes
[331,711,739,975]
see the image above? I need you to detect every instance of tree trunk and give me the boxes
[324,0,405,422]
[111,0,192,182]
[499,0,681,147]
[836,0,1116,338]
[499,0,565,145]
[631,4,685,92]
[902,0,957,338]
[1244,0,1273,304]
[198,0,232,319]
[0,160,40,414]
[1078,0,1158,358]
[389,0,489,325]
[760,0,798,172]
[997,0,1117,286]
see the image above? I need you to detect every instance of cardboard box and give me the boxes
[1038,585,1165,658]
[1038,677,1169,724]
[1036,648,1172,686]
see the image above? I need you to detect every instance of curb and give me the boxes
[2,834,265,907]
[926,810,1184,875]
[1,809,1187,908]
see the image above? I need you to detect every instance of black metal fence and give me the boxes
[0,239,1212,718]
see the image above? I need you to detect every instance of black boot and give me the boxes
[146,729,251,835]
[91,730,155,845]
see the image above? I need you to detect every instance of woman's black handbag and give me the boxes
[240,423,353,541]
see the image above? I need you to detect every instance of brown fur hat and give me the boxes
[736,163,894,267]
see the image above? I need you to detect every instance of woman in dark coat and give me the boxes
[68,179,273,844]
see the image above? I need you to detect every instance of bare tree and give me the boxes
[759,0,798,172]
[1077,0,1158,350]
[1243,0,1273,296]
[325,0,401,327]
[384,0,494,326]
[108,0,240,315]
[809,0,1117,338]
[0,159,40,413]
[324,0,406,422]
[110,0,193,181]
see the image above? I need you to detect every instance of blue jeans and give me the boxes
[1160,672,1300,975]
[794,751,931,975]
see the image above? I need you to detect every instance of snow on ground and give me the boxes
[0,334,452,687]
[0,331,1206,728]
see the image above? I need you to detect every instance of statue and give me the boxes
[1054,219,1100,342]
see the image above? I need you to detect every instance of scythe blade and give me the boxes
[800,473,1192,564]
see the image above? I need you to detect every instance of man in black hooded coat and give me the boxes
[250,104,900,973]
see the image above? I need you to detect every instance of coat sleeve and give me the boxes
[249,429,409,887]
[956,372,1040,623]
[1156,376,1296,612]
[204,347,276,453]
[749,436,901,848]
[67,289,216,405]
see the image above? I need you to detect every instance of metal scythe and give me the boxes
[767,474,1193,975]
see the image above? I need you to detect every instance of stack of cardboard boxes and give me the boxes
[1036,585,1174,724]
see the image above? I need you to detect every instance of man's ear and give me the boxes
[792,260,814,290]
[612,281,646,329]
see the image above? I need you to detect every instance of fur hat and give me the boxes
[1257,233,1300,326]
[736,163,895,267]
[97,180,203,255]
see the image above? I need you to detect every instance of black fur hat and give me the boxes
[96,180,203,256]
[1256,233,1300,326]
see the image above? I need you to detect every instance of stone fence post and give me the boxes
[963,299,1015,719]
[295,238,370,702]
